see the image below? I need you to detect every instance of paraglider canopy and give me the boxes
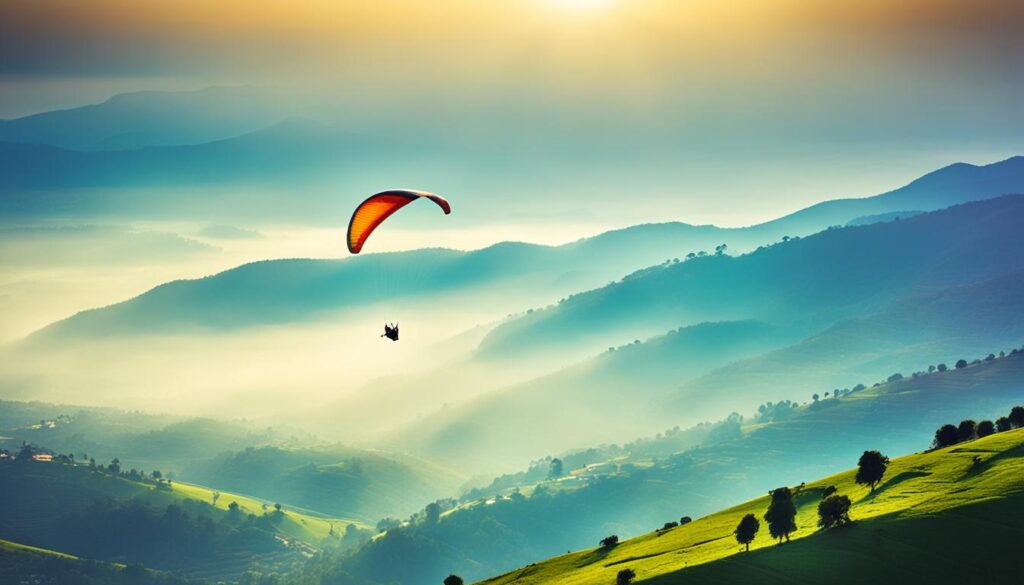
[347,189,451,254]
[382,323,399,341]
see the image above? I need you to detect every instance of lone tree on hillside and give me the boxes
[443,575,464,585]
[957,420,977,442]
[1010,406,1024,428]
[955,359,968,369]
[934,424,960,448]
[996,417,1013,433]
[855,451,889,492]
[600,535,619,548]
[679,516,692,525]
[976,420,996,438]
[734,513,760,551]
[817,495,852,529]
[764,487,797,543]
[617,568,636,585]
[548,458,564,480]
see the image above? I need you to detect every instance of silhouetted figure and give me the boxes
[382,323,399,341]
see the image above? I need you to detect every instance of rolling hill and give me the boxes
[0,86,288,151]
[387,196,1024,465]
[481,427,1024,585]
[0,457,368,581]
[183,444,465,522]
[0,538,194,585]
[16,157,1023,344]
[294,351,1024,585]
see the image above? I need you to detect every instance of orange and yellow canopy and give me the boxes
[347,189,451,254]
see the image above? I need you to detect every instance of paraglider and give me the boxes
[346,189,450,342]
[346,189,451,254]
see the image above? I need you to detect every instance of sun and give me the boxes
[549,0,618,11]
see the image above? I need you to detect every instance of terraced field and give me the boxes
[482,428,1024,584]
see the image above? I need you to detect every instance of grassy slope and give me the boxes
[0,462,369,547]
[482,428,1024,584]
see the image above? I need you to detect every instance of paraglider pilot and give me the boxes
[382,323,399,341]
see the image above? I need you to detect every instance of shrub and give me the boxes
[817,494,852,529]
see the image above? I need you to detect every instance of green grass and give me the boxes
[0,461,369,548]
[166,480,370,543]
[1,538,81,560]
[481,428,1024,584]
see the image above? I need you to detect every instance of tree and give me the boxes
[679,516,692,525]
[821,485,837,499]
[764,487,797,543]
[151,470,162,481]
[855,451,889,492]
[212,491,221,506]
[600,535,619,548]
[443,575,464,585]
[985,353,996,361]
[933,424,960,448]
[937,363,948,372]
[548,458,564,480]
[817,495,852,529]
[662,521,678,530]
[617,569,636,585]
[1010,406,1024,428]
[274,503,282,513]
[955,359,968,369]
[812,393,819,402]
[996,417,1013,433]
[976,420,995,438]
[957,420,977,442]
[734,513,759,551]
[424,502,442,525]
[228,501,240,512]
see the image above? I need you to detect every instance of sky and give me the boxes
[1,0,1023,339]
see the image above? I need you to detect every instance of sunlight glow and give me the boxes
[549,0,618,11]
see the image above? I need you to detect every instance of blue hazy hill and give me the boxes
[479,194,1024,362]
[385,196,1024,464]
[20,159,1024,342]
[0,86,286,151]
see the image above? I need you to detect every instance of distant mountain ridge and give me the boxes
[0,86,288,151]
[19,157,1024,343]
[384,195,1024,465]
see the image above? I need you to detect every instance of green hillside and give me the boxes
[0,459,369,581]
[183,445,465,522]
[481,428,1024,584]
[0,539,193,585]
